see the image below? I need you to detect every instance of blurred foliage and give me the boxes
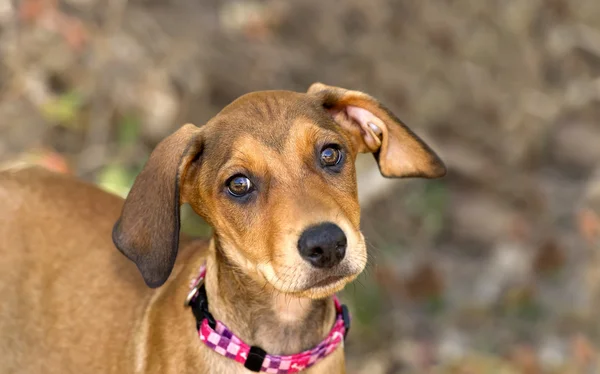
[40,91,83,127]
[180,204,212,238]
[96,163,134,198]
[342,271,384,336]
[405,181,449,240]
[116,114,141,148]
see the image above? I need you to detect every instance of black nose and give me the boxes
[298,223,347,269]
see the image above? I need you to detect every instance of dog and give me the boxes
[0,83,446,374]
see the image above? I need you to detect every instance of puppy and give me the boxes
[0,83,445,373]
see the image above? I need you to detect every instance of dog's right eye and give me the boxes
[319,144,344,172]
[226,175,253,197]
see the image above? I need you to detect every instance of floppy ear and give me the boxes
[307,83,446,178]
[112,124,203,288]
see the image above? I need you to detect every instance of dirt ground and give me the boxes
[2,0,600,372]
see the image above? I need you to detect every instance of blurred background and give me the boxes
[1,0,600,372]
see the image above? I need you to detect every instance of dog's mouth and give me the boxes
[257,247,367,297]
[310,275,346,289]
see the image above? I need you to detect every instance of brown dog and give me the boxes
[0,83,445,374]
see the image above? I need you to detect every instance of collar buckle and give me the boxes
[185,278,204,307]
[188,282,217,330]
[341,304,351,339]
[244,345,267,372]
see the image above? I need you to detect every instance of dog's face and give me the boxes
[189,91,366,298]
[113,83,446,295]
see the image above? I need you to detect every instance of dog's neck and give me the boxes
[203,240,337,355]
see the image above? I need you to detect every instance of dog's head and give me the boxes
[113,83,446,298]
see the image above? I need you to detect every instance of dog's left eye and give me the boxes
[227,175,253,197]
[320,146,343,167]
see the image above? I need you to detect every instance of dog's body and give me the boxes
[0,167,152,373]
[0,168,343,373]
[0,84,445,373]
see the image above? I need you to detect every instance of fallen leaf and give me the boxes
[404,263,445,304]
[508,345,542,374]
[533,238,566,276]
[577,209,600,245]
[58,16,88,50]
[571,333,596,368]
[18,0,56,22]
[35,150,71,174]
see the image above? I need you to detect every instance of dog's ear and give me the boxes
[308,82,446,178]
[112,124,203,288]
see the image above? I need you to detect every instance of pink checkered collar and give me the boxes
[185,264,351,373]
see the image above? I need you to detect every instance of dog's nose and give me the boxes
[298,223,347,269]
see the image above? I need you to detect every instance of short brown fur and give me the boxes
[0,84,445,373]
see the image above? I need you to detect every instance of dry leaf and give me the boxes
[577,209,600,245]
[18,0,57,22]
[533,238,566,276]
[509,345,542,374]
[404,263,445,302]
[571,334,596,368]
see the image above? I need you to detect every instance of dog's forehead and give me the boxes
[202,90,336,162]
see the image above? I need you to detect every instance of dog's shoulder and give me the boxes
[1,165,123,218]
[0,165,86,196]
[0,165,54,217]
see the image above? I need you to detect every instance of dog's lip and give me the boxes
[310,274,346,289]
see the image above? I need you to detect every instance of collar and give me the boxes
[185,264,351,373]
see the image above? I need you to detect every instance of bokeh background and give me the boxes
[2,0,600,372]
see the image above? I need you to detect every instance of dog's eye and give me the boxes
[227,175,253,197]
[320,146,342,167]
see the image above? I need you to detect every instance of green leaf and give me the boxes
[41,91,83,127]
[341,273,382,328]
[96,164,135,198]
[180,204,212,237]
[117,115,141,147]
